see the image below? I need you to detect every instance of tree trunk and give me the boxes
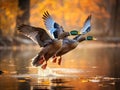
[17,0,30,26]
[114,0,120,37]
[108,0,120,37]
[15,0,30,36]
[14,0,32,44]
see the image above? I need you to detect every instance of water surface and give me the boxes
[0,44,120,90]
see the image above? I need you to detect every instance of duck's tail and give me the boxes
[32,53,45,67]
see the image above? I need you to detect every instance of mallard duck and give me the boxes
[17,24,61,69]
[42,11,70,62]
[55,36,96,65]
[51,15,96,65]
[17,12,69,69]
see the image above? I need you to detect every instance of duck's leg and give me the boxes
[58,56,62,65]
[38,55,45,65]
[41,61,47,69]
[52,55,57,63]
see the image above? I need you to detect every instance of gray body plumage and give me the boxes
[56,37,85,57]
[32,39,62,66]
[55,15,92,57]
[17,24,63,67]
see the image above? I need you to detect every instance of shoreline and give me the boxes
[0,41,120,51]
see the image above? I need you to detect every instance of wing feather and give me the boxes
[80,15,91,35]
[17,24,52,47]
[74,15,92,40]
[42,11,64,39]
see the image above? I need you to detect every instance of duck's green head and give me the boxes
[70,30,79,35]
[86,36,97,40]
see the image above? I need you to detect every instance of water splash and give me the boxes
[37,67,83,78]
[37,67,63,77]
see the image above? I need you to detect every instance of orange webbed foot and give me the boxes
[58,56,62,65]
[52,55,57,63]
[41,63,47,69]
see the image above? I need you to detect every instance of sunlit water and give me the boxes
[0,44,120,90]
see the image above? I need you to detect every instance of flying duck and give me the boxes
[42,11,70,62]
[17,12,69,69]
[50,15,95,65]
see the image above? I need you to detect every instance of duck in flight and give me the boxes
[43,14,96,65]
[17,11,69,69]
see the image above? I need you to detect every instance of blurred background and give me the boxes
[0,0,120,46]
[0,0,120,90]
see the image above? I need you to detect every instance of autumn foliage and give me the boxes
[0,0,119,39]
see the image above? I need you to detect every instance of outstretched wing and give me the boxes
[80,15,91,35]
[74,15,92,40]
[17,24,52,47]
[42,11,64,39]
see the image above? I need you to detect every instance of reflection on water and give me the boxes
[0,45,120,90]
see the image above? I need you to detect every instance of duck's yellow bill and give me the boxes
[93,38,97,40]
[78,32,82,34]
